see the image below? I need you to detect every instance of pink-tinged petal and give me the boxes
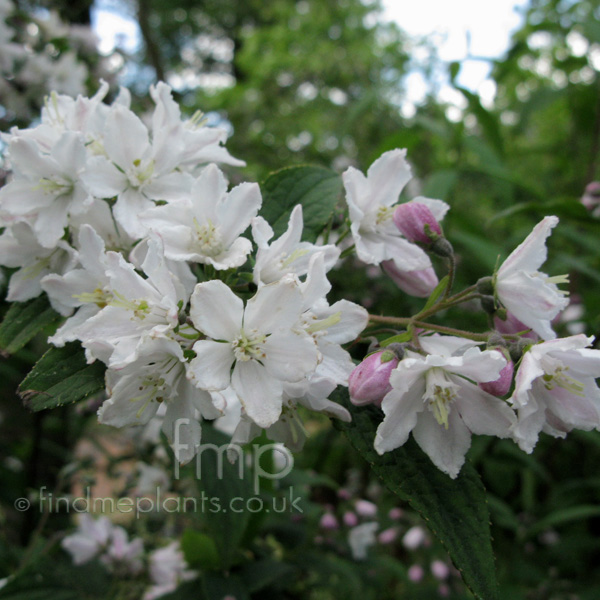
[232,360,283,428]
[560,346,600,374]
[511,393,547,453]
[544,380,600,430]
[352,229,387,264]
[412,410,471,479]
[385,234,431,271]
[365,149,412,208]
[82,156,128,198]
[498,216,558,277]
[263,331,318,382]
[450,347,506,383]
[318,342,355,385]
[374,382,424,454]
[156,225,197,261]
[318,299,368,344]
[244,277,304,333]
[497,271,567,340]
[104,105,150,169]
[453,379,516,436]
[511,351,546,409]
[382,261,438,298]
[187,340,234,390]
[393,202,441,244]
[189,280,243,340]
[33,198,70,248]
[411,197,450,222]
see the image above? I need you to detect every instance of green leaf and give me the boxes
[524,505,600,540]
[422,275,449,312]
[259,166,342,242]
[18,342,106,411]
[238,559,295,593]
[0,296,61,354]
[181,530,220,571]
[332,388,499,600]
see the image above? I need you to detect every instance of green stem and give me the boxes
[339,244,356,259]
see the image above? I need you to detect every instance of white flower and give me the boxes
[144,542,196,600]
[229,375,349,452]
[342,149,448,271]
[140,163,261,269]
[0,131,92,247]
[98,338,221,463]
[375,337,516,478]
[0,222,77,302]
[510,334,600,453]
[62,514,144,575]
[251,205,340,285]
[495,216,569,340]
[62,514,112,565]
[186,277,319,428]
[348,522,378,560]
[150,82,244,170]
[81,103,193,237]
[74,237,187,367]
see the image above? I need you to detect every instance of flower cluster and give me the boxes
[62,515,195,599]
[345,155,600,479]
[0,0,114,125]
[0,83,368,461]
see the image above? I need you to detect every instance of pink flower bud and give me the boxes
[355,499,377,517]
[378,527,398,544]
[382,260,438,298]
[388,507,403,520]
[431,560,450,581]
[408,565,425,582]
[349,350,399,406]
[393,201,442,244]
[581,182,600,216]
[402,525,427,550]
[494,312,538,341]
[319,512,339,530]
[343,511,359,527]
[479,348,514,397]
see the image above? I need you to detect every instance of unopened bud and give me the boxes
[476,276,494,295]
[480,295,497,314]
[479,347,513,397]
[494,312,538,340]
[382,260,438,298]
[430,237,453,258]
[581,181,600,217]
[393,202,442,244]
[349,350,399,407]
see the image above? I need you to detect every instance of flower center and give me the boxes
[376,205,395,225]
[38,175,73,196]
[541,356,584,396]
[193,218,224,257]
[129,158,155,187]
[423,368,459,429]
[232,328,267,362]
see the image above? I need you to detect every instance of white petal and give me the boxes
[263,331,318,382]
[375,382,424,454]
[189,280,243,340]
[232,360,283,428]
[187,340,234,390]
[244,277,304,333]
[453,379,516,437]
[412,410,471,479]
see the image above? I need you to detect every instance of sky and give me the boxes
[92,0,529,114]
[380,0,529,116]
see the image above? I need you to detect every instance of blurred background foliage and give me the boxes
[1,0,600,598]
